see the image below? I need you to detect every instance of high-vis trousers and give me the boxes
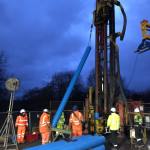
[72,125,82,137]
[41,132,50,144]
[17,126,26,143]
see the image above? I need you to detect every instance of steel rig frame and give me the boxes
[93,0,127,114]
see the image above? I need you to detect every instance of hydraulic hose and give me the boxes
[114,0,127,40]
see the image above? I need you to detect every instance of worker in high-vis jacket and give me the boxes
[57,112,65,129]
[39,109,51,144]
[107,107,120,148]
[134,107,143,144]
[57,112,65,130]
[69,105,83,137]
[15,109,28,144]
[56,112,65,137]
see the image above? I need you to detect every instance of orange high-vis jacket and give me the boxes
[15,115,28,127]
[39,112,50,133]
[69,111,83,126]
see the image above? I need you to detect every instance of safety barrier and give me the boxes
[24,135,105,150]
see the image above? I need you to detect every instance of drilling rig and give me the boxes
[83,0,130,134]
[52,0,128,134]
[136,19,150,53]
[93,0,127,114]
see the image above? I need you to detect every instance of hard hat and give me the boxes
[20,109,26,113]
[134,108,140,113]
[72,105,78,111]
[110,107,116,112]
[43,109,49,113]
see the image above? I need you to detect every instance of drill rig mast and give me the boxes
[94,0,127,114]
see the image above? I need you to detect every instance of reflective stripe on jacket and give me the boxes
[69,111,83,126]
[107,113,120,131]
[15,115,28,127]
[39,112,50,133]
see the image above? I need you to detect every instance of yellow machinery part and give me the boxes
[141,20,150,40]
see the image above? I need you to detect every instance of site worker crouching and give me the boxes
[107,107,120,148]
[134,107,143,144]
[69,105,83,137]
[39,109,51,144]
[15,109,28,144]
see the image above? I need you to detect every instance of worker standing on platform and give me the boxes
[134,107,143,144]
[39,109,51,144]
[69,105,83,137]
[107,107,120,148]
[15,109,28,144]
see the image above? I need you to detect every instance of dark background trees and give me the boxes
[0,53,150,112]
[19,71,86,111]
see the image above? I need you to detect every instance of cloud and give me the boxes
[0,0,150,95]
[0,0,94,94]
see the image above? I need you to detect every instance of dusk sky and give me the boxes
[0,0,150,95]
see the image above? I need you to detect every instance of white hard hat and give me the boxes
[111,107,116,112]
[20,109,26,113]
[134,108,140,113]
[43,109,49,113]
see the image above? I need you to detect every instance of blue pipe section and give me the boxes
[24,141,67,150]
[62,135,105,150]
[24,135,105,150]
[91,145,105,150]
[52,46,91,127]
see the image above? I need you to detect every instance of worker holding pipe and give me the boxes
[39,109,51,144]
[15,109,28,144]
[107,107,120,148]
[69,105,83,137]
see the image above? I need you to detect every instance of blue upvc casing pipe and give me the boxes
[24,135,105,150]
[52,46,91,127]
